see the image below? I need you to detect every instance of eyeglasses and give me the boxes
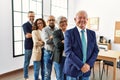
[28,16,35,17]
[37,22,43,25]
[60,20,67,23]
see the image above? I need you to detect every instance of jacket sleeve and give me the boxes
[53,30,64,50]
[22,23,31,34]
[32,31,43,47]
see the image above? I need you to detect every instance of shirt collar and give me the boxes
[76,26,86,33]
[29,21,33,25]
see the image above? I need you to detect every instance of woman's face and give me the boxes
[37,20,44,30]
[59,17,67,31]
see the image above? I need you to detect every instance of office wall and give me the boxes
[75,0,120,51]
[67,0,76,29]
[0,0,23,74]
[0,0,75,74]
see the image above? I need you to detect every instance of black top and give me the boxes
[53,29,64,63]
[22,21,33,49]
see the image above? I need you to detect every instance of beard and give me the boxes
[49,24,55,29]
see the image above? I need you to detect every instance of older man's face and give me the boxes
[74,12,88,29]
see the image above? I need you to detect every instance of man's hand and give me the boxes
[81,63,90,73]
[62,40,64,43]
[39,41,44,46]
[26,33,32,38]
[49,35,53,39]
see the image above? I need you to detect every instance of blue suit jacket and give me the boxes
[63,27,99,77]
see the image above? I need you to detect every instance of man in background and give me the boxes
[42,15,58,80]
[22,11,35,80]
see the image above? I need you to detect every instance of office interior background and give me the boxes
[1,0,120,76]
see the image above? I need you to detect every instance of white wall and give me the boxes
[74,0,120,51]
[67,0,76,29]
[0,0,25,74]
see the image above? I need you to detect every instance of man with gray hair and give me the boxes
[63,10,99,80]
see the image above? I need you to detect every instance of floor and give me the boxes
[1,62,120,80]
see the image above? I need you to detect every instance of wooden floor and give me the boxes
[1,62,120,80]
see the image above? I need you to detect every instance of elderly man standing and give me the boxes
[63,10,99,80]
[42,15,58,80]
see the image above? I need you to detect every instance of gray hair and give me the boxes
[57,16,67,25]
[75,10,88,19]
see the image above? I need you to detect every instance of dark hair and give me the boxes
[33,18,46,30]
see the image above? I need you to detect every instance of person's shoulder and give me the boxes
[42,26,49,33]
[55,29,61,32]
[43,26,49,30]
[22,21,29,26]
[87,29,95,33]
[32,29,38,32]
[66,27,76,33]
[53,29,61,34]
[86,29,96,37]
[32,30,37,34]
[55,26,58,30]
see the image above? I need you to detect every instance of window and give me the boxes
[51,0,68,18]
[12,0,43,57]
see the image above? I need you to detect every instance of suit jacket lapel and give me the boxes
[86,29,91,55]
[60,29,64,40]
[73,27,82,50]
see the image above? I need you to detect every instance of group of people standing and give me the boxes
[22,10,99,80]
